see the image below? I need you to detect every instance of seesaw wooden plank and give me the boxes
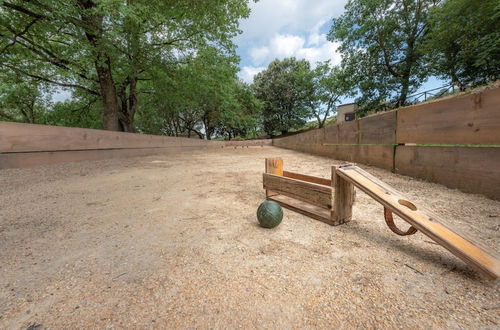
[336,165,500,280]
[267,194,334,225]
[283,170,332,187]
[263,173,332,209]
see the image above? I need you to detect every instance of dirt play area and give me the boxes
[0,146,499,328]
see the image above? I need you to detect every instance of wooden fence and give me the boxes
[0,122,271,168]
[273,86,500,200]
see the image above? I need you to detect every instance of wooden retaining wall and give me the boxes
[0,122,271,168]
[273,86,500,200]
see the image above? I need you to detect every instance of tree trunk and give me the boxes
[78,0,122,131]
[117,76,138,132]
[125,76,138,132]
[397,78,410,107]
[97,62,121,131]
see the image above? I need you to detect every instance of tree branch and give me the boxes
[1,63,100,96]
[2,2,46,19]
[1,23,97,83]
[0,17,39,55]
[375,36,400,78]
[0,110,17,121]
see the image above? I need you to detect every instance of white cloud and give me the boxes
[238,66,266,83]
[248,33,341,67]
[235,0,347,79]
[272,34,305,57]
[249,46,270,65]
[235,0,347,45]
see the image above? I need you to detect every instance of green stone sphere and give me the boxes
[257,200,283,228]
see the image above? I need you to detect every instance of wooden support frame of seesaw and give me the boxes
[263,158,500,280]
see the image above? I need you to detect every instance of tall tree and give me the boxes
[308,61,350,128]
[424,0,500,89]
[328,0,437,114]
[253,57,313,135]
[0,0,250,131]
[137,47,261,140]
[215,81,262,139]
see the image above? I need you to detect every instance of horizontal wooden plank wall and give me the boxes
[273,85,500,200]
[273,111,396,170]
[397,87,500,145]
[395,87,500,200]
[0,122,271,169]
[395,146,500,200]
[0,122,218,152]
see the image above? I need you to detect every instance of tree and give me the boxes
[0,79,50,123]
[0,0,250,131]
[328,0,437,115]
[424,0,500,89]
[253,57,314,135]
[309,61,350,128]
[136,47,261,140]
[215,81,262,139]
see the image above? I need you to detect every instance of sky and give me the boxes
[233,0,446,97]
[234,0,347,84]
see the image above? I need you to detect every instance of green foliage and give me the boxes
[136,47,261,140]
[424,0,500,88]
[0,78,50,124]
[0,0,251,131]
[310,61,350,127]
[42,97,102,129]
[2,0,498,139]
[253,57,314,135]
[328,0,437,115]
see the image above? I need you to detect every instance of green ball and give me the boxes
[257,200,283,228]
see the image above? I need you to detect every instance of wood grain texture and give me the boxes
[396,87,500,145]
[337,120,359,144]
[333,166,355,225]
[312,145,394,171]
[355,145,394,171]
[323,125,339,144]
[358,110,396,144]
[265,158,283,198]
[395,146,500,200]
[265,158,283,175]
[263,173,332,209]
[337,165,500,280]
[283,170,331,187]
[0,122,219,152]
[267,194,334,225]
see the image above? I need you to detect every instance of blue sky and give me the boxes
[234,0,446,98]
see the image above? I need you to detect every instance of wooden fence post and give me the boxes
[333,165,355,225]
[265,158,283,197]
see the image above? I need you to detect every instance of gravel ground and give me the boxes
[0,146,499,329]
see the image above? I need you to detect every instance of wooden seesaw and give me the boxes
[262,158,500,280]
